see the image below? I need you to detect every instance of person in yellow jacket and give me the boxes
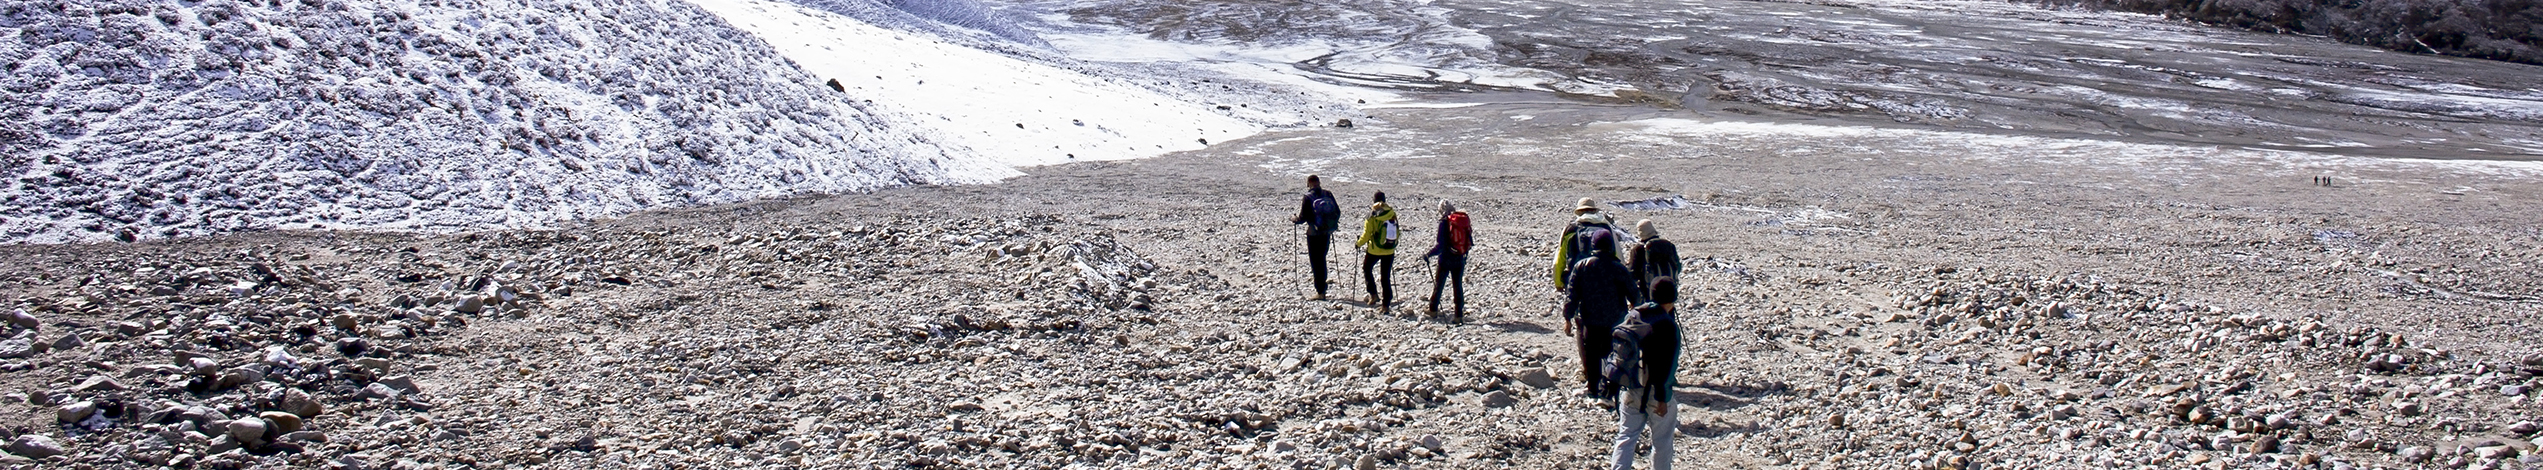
[1354,192,1400,313]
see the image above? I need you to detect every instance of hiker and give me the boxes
[1607,277,1683,470]
[1627,219,1682,297]
[1552,198,1625,294]
[1421,200,1472,322]
[1289,175,1341,300]
[1354,192,1400,312]
[1564,230,1637,401]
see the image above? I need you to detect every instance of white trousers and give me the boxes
[1611,387,1675,470]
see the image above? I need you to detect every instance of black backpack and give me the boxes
[1568,224,1613,265]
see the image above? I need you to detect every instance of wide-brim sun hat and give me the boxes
[1573,198,1598,213]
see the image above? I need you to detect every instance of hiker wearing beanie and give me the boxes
[1564,230,1636,402]
[1627,219,1682,298]
[1552,198,1625,294]
[1354,192,1400,312]
[1606,277,1684,470]
[1421,200,1473,322]
[1289,175,1341,300]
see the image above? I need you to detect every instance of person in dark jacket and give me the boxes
[1627,219,1682,298]
[1290,175,1339,300]
[1610,277,1683,470]
[1421,200,1472,322]
[1565,230,1636,401]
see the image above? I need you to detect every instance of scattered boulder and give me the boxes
[1481,390,1516,408]
[0,330,39,358]
[56,401,97,424]
[1515,368,1555,389]
[4,434,63,459]
[5,309,36,330]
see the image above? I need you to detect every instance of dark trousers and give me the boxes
[1306,232,1331,296]
[1429,258,1465,317]
[1361,253,1394,306]
[1576,322,1615,398]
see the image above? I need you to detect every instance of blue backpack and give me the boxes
[1309,193,1341,233]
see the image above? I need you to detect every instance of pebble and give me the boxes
[2506,384,2528,396]
[282,431,328,443]
[2510,421,2539,436]
[5,309,36,330]
[1354,453,1377,470]
[2392,401,2423,416]
[4,434,63,459]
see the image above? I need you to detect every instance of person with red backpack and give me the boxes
[1421,200,1473,322]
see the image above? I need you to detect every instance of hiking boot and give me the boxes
[1308,293,1326,301]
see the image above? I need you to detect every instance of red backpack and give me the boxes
[1445,212,1473,255]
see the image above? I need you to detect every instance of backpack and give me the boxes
[1309,193,1340,233]
[1567,224,1612,266]
[1601,307,1656,392]
[1444,213,1472,255]
[1376,219,1399,250]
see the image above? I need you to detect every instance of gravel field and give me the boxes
[2,103,2540,470]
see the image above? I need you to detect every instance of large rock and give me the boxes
[259,412,304,434]
[4,434,63,459]
[0,330,39,358]
[281,388,325,417]
[71,375,125,393]
[228,418,270,446]
[1515,368,1556,389]
[56,401,97,423]
[5,309,36,330]
[1481,391,1516,408]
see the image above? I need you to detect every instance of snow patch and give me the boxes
[691,0,1261,170]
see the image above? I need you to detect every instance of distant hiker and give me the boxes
[1290,175,1342,300]
[1355,192,1401,312]
[1606,277,1683,470]
[1564,230,1636,401]
[1627,219,1682,298]
[1552,198,1625,294]
[1421,200,1473,322]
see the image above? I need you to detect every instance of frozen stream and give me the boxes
[1000,0,2543,159]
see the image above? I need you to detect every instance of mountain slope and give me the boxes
[0,0,998,243]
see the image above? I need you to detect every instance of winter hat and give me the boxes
[1635,219,1658,240]
[1573,198,1599,214]
[1649,276,1678,305]
[1589,230,1617,257]
[1374,191,1388,203]
[1439,200,1456,214]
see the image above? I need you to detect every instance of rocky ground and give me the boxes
[1,102,2541,470]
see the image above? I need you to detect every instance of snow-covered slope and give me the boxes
[0,0,1343,244]
[0,0,1006,243]
[689,0,1261,168]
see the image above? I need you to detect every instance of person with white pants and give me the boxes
[1610,277,1683,470]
